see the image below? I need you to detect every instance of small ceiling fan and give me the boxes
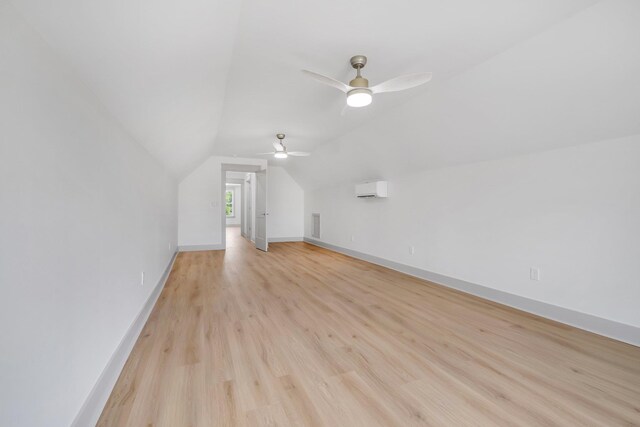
[256,134,310,159]
[303,55,432,108]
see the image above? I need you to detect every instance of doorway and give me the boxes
[221,164,268,251]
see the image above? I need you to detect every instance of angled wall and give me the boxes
[0,4,178,426]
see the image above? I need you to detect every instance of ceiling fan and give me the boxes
[302,55,432,108]
[256,134,310,159]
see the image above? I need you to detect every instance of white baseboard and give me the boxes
[71,251,178,427]
[178,243,225,252]
[303,238,640,347]
[268,236,303,243]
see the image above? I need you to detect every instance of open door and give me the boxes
[255,170,268,252]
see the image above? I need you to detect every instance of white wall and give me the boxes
[0,4,178,427]
[225,184,242,225]
[178,156,266,248]
[305,135,640,329]
[267,166,304,240]
[179,162,304,247]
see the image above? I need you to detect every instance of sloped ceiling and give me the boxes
[11,0,243,177]
[285,0,640,189]
[212,0,596,160]
[12,0,640,186]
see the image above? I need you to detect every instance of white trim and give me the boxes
[71,251,178,427]
[268,237,303,243]
[179,244,225,252]
[303,238,640,347]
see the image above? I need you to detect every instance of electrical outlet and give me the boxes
[409,245,415,255]
[141,271,145,286]
[350,235,355,242]
[168,242,172,250]
[530,267,541,281]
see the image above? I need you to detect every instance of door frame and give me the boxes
[221,164,266,250]
[254,169,268,252]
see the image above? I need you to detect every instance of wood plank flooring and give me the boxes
[98,227,640,426]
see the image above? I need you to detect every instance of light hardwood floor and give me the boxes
[98,227,640,426]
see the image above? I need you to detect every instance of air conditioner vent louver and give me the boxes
[355,181,388,198]
[312,213,320,238]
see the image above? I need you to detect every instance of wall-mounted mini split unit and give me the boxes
[355,181,388,198]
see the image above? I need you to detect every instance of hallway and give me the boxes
[225,225,245,249]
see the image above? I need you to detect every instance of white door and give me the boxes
[244,178,252,239]
[255,170,268,252]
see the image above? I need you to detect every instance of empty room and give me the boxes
[1,0,640,426]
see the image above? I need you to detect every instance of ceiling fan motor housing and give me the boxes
[349,76,369,88]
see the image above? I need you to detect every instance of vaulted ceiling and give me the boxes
[11,0,640,187]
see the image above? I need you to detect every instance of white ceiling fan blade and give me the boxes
[340,104,350,116]
[302,70,351,93]
[256,152,275,155]
[370,72,432,94]
[272,141,284,151]
[288,152,311,157]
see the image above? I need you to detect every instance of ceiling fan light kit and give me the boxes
[256,133,310,159]
[347,88,372,107]
[302,54,432,110]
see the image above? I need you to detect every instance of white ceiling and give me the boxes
[285,0,640,189]
[12,0,243,176]
[11,0,603,179]
[213,0,597,160]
